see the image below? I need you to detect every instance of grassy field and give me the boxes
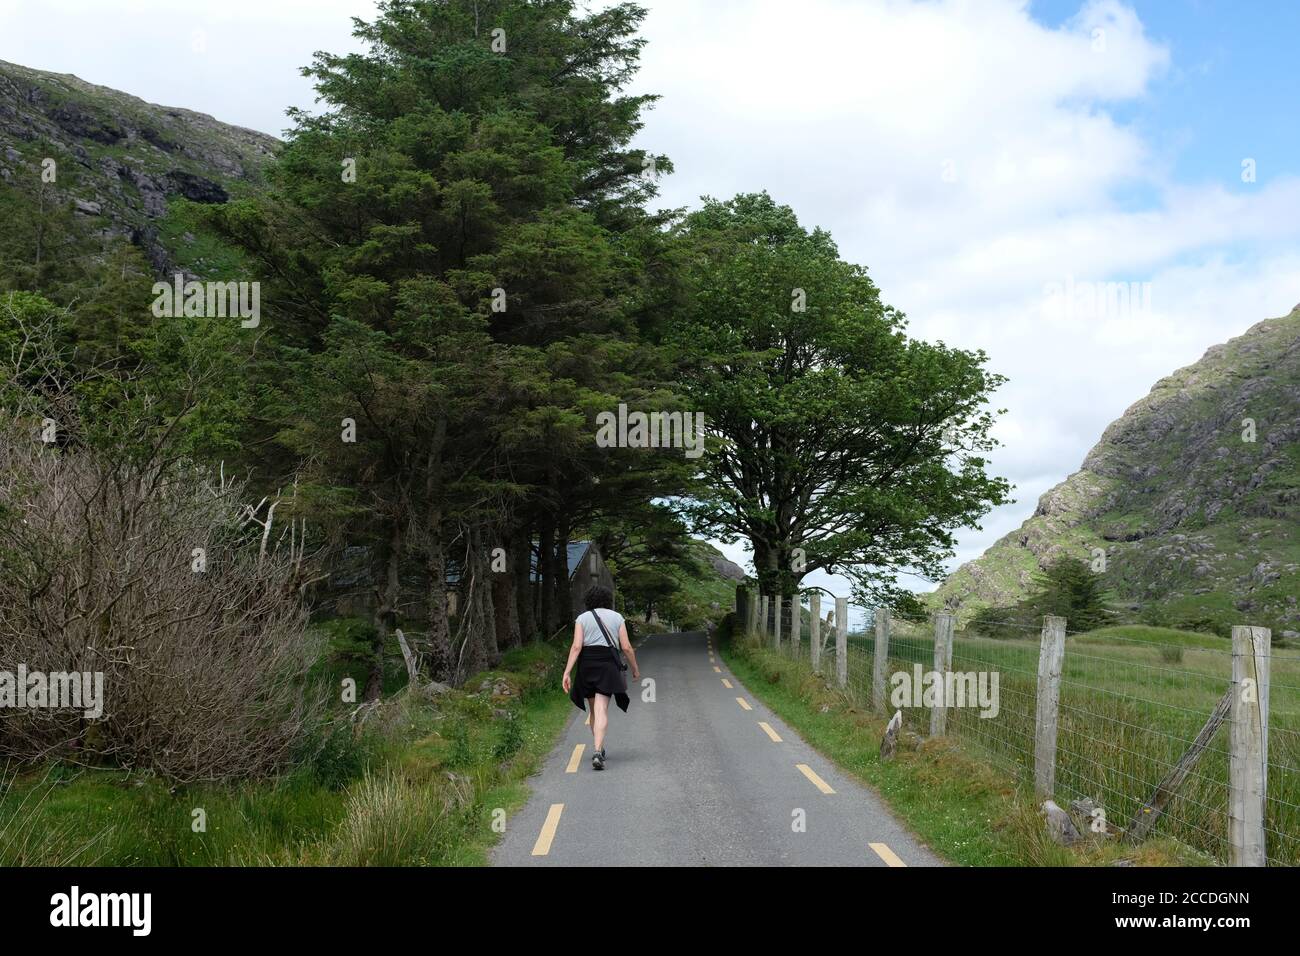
[792,617,1298,866]
[718,616,1204,866]
[0,638,573,866]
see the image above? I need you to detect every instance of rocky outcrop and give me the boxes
[0,59,278,274]
[707,553,747,582]
[931,309,1300,633]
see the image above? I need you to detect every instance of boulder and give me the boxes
[1042,799,1082,846]
[879,709,902,762]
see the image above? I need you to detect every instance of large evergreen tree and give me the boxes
[211,0,684,687]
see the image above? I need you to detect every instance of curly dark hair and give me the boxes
[583,584,614,611]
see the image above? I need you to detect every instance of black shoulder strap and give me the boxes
[590,610,627,670]
[590,609,615,648]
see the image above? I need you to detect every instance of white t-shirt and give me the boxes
[578,608,626,649]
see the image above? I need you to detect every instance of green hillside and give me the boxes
[931,308,1300,637]
[0,59,276,276]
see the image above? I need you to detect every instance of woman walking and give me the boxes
[562,585,640,770]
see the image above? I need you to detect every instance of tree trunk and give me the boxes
[752,539,773,596]
[552,517,572,629]
[473,525,500,665]
[424,515,455,683]
[512,527,535,642]
[456,527,495,677]
[494,529,522,650]
[365,519,402,702]
[420,412,455,682]
[538,517,555,638]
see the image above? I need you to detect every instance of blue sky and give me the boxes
[1036,0,1300,188]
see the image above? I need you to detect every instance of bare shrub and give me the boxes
[0,304,324,781]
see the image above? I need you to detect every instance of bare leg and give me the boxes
[585,697,594,729]
[593,693,610,753]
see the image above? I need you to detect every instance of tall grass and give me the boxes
[0,765,115,866]
[324,772,471,866]
[791,618,1299,865]
[0,642,572,866]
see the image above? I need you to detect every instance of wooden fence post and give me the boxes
[759,595,768,641]
[1034,615,1067,798]
[774,593,783,650]
[873,607,891,714]
[929,613,955,736]
[809,593,821,672]
[835,596,848,689]
[1229,625,1270,867]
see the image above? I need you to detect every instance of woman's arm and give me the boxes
[619,623,640,681]
[561,620,583,693]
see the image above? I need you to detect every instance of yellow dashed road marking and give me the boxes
[758,721,782,742]
[531,804,564,856]
[721,678,733,689]
[736,697,752,711]
[565,744,585,773]
[712,666,721,673]
[796,764,835,794]
[870,843,906,867]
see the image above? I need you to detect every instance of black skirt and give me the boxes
[569,646,630,713]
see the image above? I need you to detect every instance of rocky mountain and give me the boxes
[931,307,1300,636]
[706,551,747,583]
[0,59,278,274]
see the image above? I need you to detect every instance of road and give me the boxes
[492,629,945,867]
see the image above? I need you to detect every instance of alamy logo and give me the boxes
[890,664,1000,718]
[595,403,705,459]
[50,887,151,936]
[1042,275,1152,323]
[151,274,260,328]
[0,666,103,719]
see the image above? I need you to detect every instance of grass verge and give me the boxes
[717,615,1206,867]
[0,640,573,866]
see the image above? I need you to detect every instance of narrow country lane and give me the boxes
[492,630,945,867]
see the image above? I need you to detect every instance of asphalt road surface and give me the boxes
[492,630,945,867]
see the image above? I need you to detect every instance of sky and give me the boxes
[3,0,1297,615]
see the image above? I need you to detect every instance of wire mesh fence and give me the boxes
[740,590,1297,866]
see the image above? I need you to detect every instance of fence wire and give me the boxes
[744,596,1297,866]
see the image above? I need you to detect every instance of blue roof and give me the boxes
[530,541,592,582]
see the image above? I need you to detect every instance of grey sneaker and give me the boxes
[591,749,605,771]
